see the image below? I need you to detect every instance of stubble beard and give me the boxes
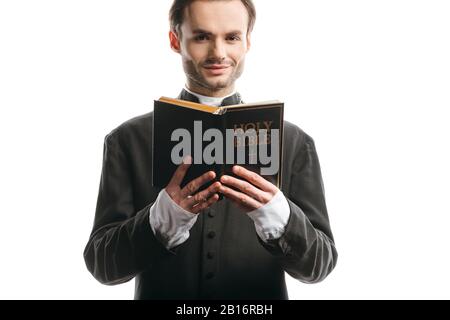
[183,58,245,95]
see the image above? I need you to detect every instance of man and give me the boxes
[84,0,338,300]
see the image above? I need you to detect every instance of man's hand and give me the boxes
[219,165,279,213]
[165,156,221,214]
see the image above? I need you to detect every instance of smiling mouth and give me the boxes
[203,65,230,76]
[204,64,230,68]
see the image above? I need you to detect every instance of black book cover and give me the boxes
[152,97,284,197]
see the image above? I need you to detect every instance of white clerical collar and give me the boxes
[184,86,237,107]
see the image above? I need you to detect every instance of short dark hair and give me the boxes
[169,0,256,35]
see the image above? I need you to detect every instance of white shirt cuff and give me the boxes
[246,190,290,242]
[149,188,198,250]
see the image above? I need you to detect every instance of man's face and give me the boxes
[170,0,251,96]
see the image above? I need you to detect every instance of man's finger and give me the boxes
[168,156,192,187]
[191,193,220,214]
[219,185,261,211]
[183,182,222,208]
[220,175,271,204]
[180,170,216,198]
[232,166,278,193]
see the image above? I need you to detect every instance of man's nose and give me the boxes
[209,39,226,61]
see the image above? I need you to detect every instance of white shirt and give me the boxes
[149,89,290,249]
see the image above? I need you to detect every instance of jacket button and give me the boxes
[207,231,216,239]
[208,211,215,218]
[206,272,215,280]
[207,252,215,259]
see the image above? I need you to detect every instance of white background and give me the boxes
[0,0,449,300]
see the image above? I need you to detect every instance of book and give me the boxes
[152,97,284,196]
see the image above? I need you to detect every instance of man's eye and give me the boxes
[195,35,209,41]
[227,36,241,41]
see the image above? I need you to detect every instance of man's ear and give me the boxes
[169,30,181,53]
[246,33,252,52]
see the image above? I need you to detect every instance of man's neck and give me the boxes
[185,82,236,97]
[184,85,237,107]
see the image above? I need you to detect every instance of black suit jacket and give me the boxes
[84,90,338,299]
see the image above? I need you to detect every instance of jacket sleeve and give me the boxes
[83,131,174,285]
[259,133,338,283]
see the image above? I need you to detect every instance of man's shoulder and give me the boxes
[116,111,154,133]
[104,111,154,144]
[283,119,314,149]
